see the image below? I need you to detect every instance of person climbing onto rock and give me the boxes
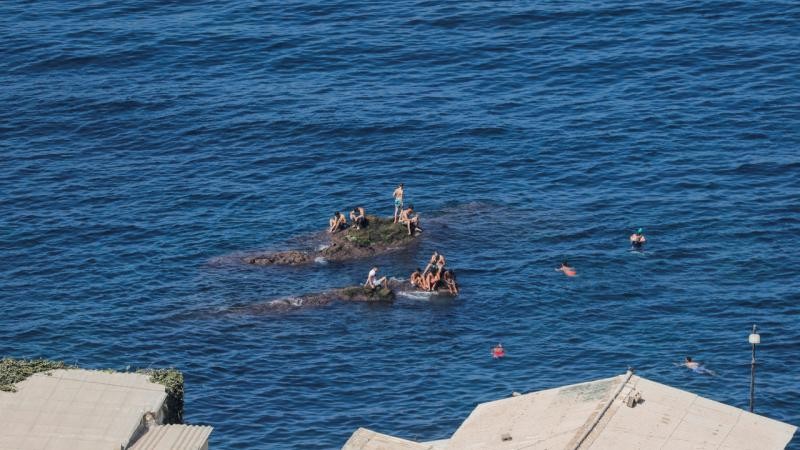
[328,211,347,233]
[443,269,459,295]
[557,261,576,277]
[492,344,505,358]
[398,204,422,236]
[349,206,367,229]
[393,183,404,223]
[365,266,388,289]
[630,228,646,247]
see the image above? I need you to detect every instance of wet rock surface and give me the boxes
[244,216,418,265]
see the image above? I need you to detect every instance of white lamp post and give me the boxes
[748,324,760,412]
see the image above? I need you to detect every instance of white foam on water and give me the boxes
[314,256,327,264]
[316,244,330,251]
[398,291,434,300]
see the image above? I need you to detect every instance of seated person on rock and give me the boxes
[349,206,368,230]
[442,269,459,295]
[365,266,388,290]
[328,211,347,233]
[425,266,441,291]
[398,204,422,236]
[410,268,424,287]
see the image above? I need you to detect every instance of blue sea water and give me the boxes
[1,0,799,448]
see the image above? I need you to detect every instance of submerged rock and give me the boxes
[244,215,418,266]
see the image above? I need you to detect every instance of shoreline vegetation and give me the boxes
[0,358,184,424]
[244,215,419,265]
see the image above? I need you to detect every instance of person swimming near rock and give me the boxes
[630,228,646,247]
[349,206,367,229]
[393,183,404,223]
[328,211,347,233]
[557,261,576,277]
[492,344,505,359]
[398,204,422,236]
[365,266,388,289]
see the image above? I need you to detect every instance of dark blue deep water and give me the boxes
[2,1,799,448]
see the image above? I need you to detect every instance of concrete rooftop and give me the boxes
[0,368,206,450]
[343,371,797,450]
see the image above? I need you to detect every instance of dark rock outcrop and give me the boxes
[244,216,418,266]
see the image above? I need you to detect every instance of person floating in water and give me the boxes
[398,204,422,236]
[328,211,347,233]
[682,356,715,375]
[557,261,576,277]
[365,266,388,289]
[492,344,505,358]
[393,183,404,223]
[349,206,367,230]
[630,228,646,247]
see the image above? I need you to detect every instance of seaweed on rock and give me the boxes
[0,358,74,392]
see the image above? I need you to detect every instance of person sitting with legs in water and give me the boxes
[630,228,646,247]
[409,268,424,288]
[393,183,404,223]
[557,261,576,277]
[328,211,347,233]
[398,204,422,236]
[365,266,388,290]
[349,206,367,230]
[425,266,441,291]
[443,269,459,295]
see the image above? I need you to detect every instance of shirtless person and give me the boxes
[630,228,646,247]
[425,266,441,291]
[557,261,576,277]
[328,211,347,233]
[442,269,459,295]
[398,204,422,236]
[423,251,439,275]
[393,184,404,223]
[409,268,424,288]
[349,206,367,229]
[365,266,388,289]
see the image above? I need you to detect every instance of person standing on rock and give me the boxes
[393,183,404,223]
[365,266,388,289]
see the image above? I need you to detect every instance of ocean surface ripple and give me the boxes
[1,1,799,448]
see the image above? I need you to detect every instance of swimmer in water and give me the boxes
[492,344,505,358]
[630,228,646,247]
[393,183,404,223]
[682,356,716,375]
[557,261,576,277]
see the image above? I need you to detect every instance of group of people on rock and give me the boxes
[556,228,648,277]
[409,251,458,294]
[328,206,368,233]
